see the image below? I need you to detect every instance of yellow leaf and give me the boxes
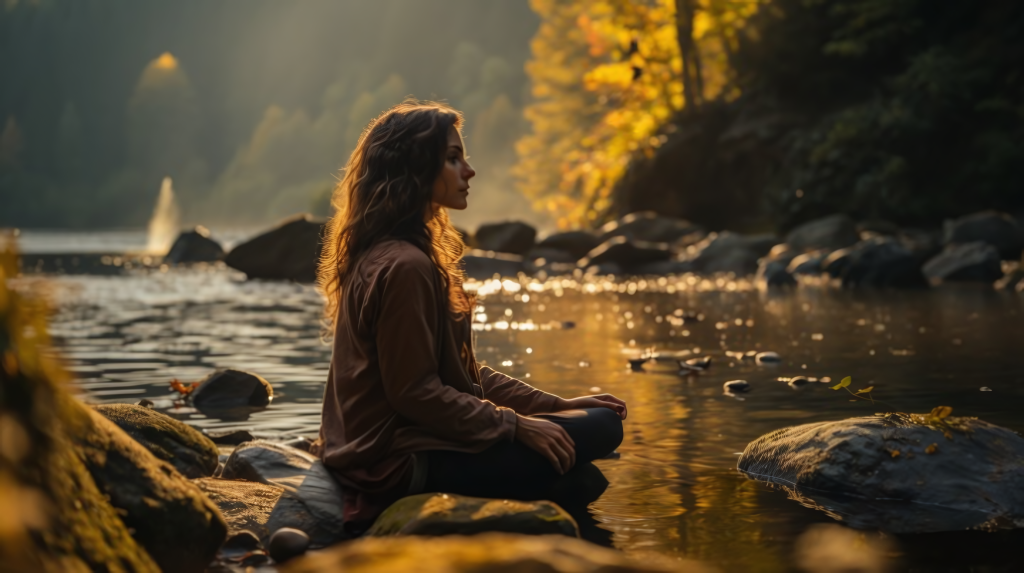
[840,376,852,388]
[925,443,938,454]
[930,406,952,420]
[855,386,875,394]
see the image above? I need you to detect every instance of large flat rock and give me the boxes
[738,412,1024,532]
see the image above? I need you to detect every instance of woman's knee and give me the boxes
[585,407,623,453]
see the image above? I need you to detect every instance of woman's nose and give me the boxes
[464,162,476,180]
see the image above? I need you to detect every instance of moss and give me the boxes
[93,403,220,478]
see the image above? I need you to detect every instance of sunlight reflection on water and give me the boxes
[41,266,1024,571]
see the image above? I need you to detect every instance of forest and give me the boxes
[2,0,1023,233]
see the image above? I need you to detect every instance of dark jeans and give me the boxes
[422,407,623,501]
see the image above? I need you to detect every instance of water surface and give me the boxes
[39,262,1024,572]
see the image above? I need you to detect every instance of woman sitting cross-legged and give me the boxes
[314,100,626,533]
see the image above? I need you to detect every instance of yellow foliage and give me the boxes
[516,0,761,229]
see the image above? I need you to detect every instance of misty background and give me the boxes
[0,0,546,231]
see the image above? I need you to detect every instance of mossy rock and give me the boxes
[70,401,228,573]
[368,493,579,537]
[282,532,713,573]
[94,403,219,478]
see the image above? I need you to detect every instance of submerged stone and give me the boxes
[93,403,219,478]
[737,413,1024,533]
[367,493,579,538]
[192,369,273,413]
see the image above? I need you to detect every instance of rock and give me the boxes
[898,228,943,260]
[737,413,1024,533]
[462,250,524,279]
[787,376,809,387]
[794,524,894,573]
[856,219,901,237]
[206,428,258,445]
[755,351,780,364]
[164,226,225,263]
[785,214,860,252]
[537,231,602,259]
[192,369,274,415]
[598,211,702,244]
[787,250,828,275]
[224,214,325,282]
[943,210,1024,259]
[821,247,853,278]
[629,260,696,275]
[680,232,778,275]
[839,237,929,288]
[524,246,578,265]
[757,258,796,286]
[923,242,1003,283]
[218,441,346,548]
[72,405,228,573]
[723,380,751,393]
[93,403,219,478]
[994,262,1024,291]
[269,528,311,563]
[281,532,710,573]
[219,530,265,563]
[367,493,578,537]
[578,236,672,269]
[474,221,537,255]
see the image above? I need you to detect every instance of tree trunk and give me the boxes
[675,0,701,112]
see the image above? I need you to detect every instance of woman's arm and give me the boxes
[477,366,561,415]
[376,252,516,444]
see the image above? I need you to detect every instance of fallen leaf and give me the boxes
[855,386,875,394]
[890,450,900,458]
[930,406,953,420]
[925,443,938,454]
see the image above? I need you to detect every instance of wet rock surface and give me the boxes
[269,527,311,563]
[738,413,1024,533]
[164,226,224,264]
[537,231,602,259]
[474,221,537,255]
[943,211,1024,260]
[93,403,219,478]
[785,214,860,252]
[837,237,928,288]
[224,214,325,282]
[218,441,346,547]
[682,231,777,275]
[368,492,579,537]
[579,236,672,270]
[923,242,1004,283]
[281,532,712,573]
[192,368,273,415]
[72,406,228,572]
[462,249,525,279]
[599,211,702,244]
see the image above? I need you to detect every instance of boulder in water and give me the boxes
[164,226,225,264]
[578,236,672,269]
[93,403,219,478]
[281,532,712,573]
[838,237,928,289]
[368,493,579,537]
[923,242,1003,283]
[218,441,346,548]
[598,211,702,244]
[680,232,778,275]
[462,250,524,279]
[787,250,828,275]
[224,214,325,282]
[785,214,859,252]
[474,222,537,255]
[192,369,274,414]
[737,412,1024,532]
[536,231,602,259]
[71,405,228,573]
[943,211,1024,260]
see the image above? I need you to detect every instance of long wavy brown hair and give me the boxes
[318,100,471,335]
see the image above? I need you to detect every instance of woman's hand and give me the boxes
[515,415,576,474]
[557,394,628,420]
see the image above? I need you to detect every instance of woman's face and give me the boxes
[431,126,475,211]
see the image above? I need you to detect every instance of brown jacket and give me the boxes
[318,240,560,512]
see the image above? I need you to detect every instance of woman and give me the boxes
[316,100,627,532]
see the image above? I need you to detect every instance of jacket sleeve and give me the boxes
[375,251,516,444]
[478,366,562,416]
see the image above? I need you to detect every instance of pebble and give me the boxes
[980,387,993,392]
[684,355,712,370]
[723,380,751,393]
[269,527,310,564]
[755,351,781,364]
[787,376,809,388]
[627,358,648,370]
[220,531,264,563]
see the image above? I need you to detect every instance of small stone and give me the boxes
[724,380,751,393]
[788,376,809,387]
[755,351,781,364]
[220,530,263,562]
[684,355,712,370]
[205,429,257,445]
[137,398,155,408]
[269,527,310,564]
[980,387,993,392]
[627,358,648,370]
